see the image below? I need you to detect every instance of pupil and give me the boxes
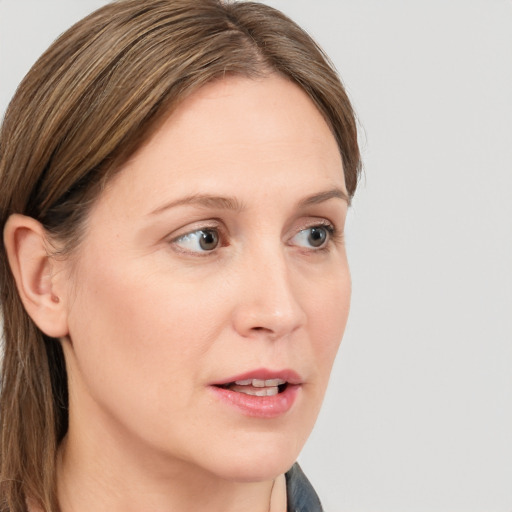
[308,227,326,247]
[199,230,218,250]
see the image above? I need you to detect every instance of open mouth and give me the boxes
[216,378,289,397]
[210,370,301,417]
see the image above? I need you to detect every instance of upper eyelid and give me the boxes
[291,218,336,234]
[172,218,335,237]
[170,221,223,241]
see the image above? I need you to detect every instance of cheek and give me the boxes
[65,262,173,397]
[63,257,233,463]
[65,247,233,400]
[307,264,351,375]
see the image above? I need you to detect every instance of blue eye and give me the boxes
[174,229,220,252]
[291,225,332,249]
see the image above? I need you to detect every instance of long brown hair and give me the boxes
[0,1,361,510]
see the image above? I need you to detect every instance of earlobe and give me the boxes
[3,214,69,338]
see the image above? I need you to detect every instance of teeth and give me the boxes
[227,378,287,397]
[235,379,252,385]
[235,378,286,387]
[265,378,285,387]
[237,386,279,397]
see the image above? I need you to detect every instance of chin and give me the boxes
[197,429,308,483]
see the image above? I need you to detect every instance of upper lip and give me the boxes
[211,368,303,387]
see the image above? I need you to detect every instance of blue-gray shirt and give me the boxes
[285,463,323,512]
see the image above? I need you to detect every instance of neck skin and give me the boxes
[55,416,287,512]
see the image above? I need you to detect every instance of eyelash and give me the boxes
[170,220,341,256]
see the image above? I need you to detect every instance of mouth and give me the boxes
[209,369,302,418]
[215,378,289,397]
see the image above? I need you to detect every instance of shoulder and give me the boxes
[285,463,324,512]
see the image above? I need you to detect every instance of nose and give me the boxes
[231,245,307,341]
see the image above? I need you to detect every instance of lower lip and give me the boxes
[209,385,301,418]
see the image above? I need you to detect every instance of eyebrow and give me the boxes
[149,187,349,216]
[149,194,245,215]
[297,188,351,208]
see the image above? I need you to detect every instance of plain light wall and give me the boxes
[1,1,511,511]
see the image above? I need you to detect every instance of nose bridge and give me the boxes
[232,238,306,340]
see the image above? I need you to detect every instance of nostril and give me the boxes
[251,326,272,332]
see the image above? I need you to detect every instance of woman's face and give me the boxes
[60,74,350,482]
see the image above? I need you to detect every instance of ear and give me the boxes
[3,214,69,338]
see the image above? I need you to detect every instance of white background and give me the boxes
[1,1,511,511]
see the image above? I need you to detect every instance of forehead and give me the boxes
[98,74,345,215]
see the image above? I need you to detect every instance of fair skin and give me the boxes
[5,74,350,512]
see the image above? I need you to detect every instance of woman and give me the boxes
[0,1,360,511]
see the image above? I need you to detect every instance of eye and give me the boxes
[173,228,220,253]
[291,225,333,249]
